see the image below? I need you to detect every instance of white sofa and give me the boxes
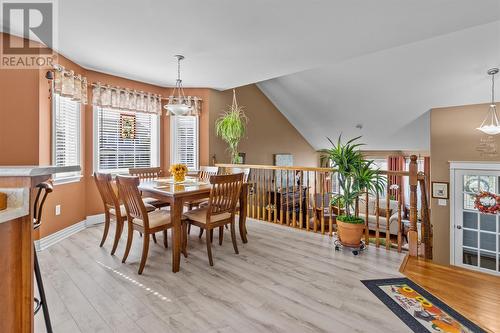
[357,197,404,235]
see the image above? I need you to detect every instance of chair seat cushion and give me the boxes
[142,197,170,207]
[185,198,209,206]
[110,202,155,217]
[183,207,231,224]
[133,210,171,228]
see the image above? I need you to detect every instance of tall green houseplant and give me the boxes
[216,89,248,163]
[320,135,386,223]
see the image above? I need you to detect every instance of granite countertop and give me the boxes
[0,165,81,177]
[0,165,81,223]
[0,188,29,224]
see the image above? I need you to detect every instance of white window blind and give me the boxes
[95,107,159,172]
[170,116,199,170]
[53,95,81,179]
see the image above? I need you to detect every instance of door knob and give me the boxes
[457,225,462,230]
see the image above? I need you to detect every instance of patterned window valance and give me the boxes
[53,64,88,104]
[166,96,202,116]
[92,82,162,115]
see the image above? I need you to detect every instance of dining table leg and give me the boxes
[239,183,248,244]
[171,200,183,273]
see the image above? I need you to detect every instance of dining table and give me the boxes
[138,177,248,272]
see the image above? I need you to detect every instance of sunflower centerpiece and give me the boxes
[169,164,188,183]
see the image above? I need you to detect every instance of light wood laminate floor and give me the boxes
[35,219,410,333]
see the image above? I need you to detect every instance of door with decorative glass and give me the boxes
[452,168,500,275]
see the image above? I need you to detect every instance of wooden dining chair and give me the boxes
[129,167,162,179]
[94,172,156,255]
[226,167,250,182]
[198,166,220,182]
[198,167,249,239]
[116,175,173,274]
[182,173,243,266]
[129,167,170,209]
[185,166,220,235]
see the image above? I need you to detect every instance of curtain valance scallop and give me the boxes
[53,65,88,104]
[92,82,162,115]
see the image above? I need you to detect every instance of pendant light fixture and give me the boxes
[477,68,500,135]
[165,55,192,116]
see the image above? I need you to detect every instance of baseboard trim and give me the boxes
[86,213,105,226]
[35,220,86,251]
[35,213,105,251]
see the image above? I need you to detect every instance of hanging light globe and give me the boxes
[165,55,192,116]
[477,68,500,135]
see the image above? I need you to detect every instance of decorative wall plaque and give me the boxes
[120,114,136,139]
[476,135,498,157]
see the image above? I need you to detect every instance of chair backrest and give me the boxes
[198,166,219,182]
[115,175,150,229]
[94,172,121,213]
[33,181,53,230]
[206,173,243,224]
[226,167,250,182]
[129,167,162,180]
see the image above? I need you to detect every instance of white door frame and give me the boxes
[450,161,500,276]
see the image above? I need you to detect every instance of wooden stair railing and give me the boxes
[217,154,431,257]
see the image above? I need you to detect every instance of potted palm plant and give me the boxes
[320,136,385,247]
[215,89,248,164]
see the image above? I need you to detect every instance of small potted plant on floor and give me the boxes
[320,136,385,247]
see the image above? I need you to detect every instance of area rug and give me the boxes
[361,278,486,333]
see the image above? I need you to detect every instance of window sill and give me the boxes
[53,175,83,186]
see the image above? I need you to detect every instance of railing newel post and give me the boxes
[408,155,419,257]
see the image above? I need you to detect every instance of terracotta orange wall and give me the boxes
[1,33,315,239]
[83,69,167,216]
[36,54,88,237]
[0,36,40,165]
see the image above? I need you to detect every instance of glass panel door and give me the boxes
[454,170,500,275]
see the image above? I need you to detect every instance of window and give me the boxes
[370,159,388,197]
[170,116,199,170]
[94,107,159,173]
[52,94,81,180]
[371,159,388,170]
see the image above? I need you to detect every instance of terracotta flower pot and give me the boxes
[337,219,365,247]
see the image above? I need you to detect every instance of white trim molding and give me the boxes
[449,162,500,276]
[449,161,500,171]
[86,213,105,226]
[35,220,86,251]
[35,213,105,251]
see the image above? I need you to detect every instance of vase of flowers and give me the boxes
[169,164,188,183]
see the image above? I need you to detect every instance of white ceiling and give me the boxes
[44,0,500,90]
[3,0,500,151]
[258,20,500,150]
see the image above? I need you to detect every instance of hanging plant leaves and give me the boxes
[215,89,248,164]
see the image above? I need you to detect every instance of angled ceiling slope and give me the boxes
[258,21,500,151]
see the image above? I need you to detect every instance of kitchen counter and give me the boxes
[0,166,80,224]
[0,165,80,332]
[0,165,80,177]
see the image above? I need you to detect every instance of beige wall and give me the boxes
[209,84,318,166]
[430,103,500,265]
